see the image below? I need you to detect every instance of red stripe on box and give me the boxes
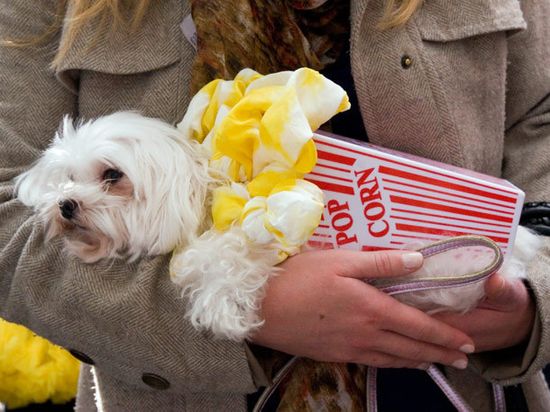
[380,166,516,203]
[309,171,353,183]
[361,245,392,251]
[385,187,514,216]
[317,149,356,166]
[307,179,355,195]
[392,208,512,228]
[315,161,352,174]
[390,215,510,235]
[374,154,518,195]
[390,195,514,223]
[395,223,509,244]
[318,224,329,228]
[313,233,333,238]
[393,234,508,252]
[393,234,441,242]
[393,233,509,249]
[315,138,519,195]
[382,178,516,211]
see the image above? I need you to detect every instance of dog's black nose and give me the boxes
[59,199,78,220]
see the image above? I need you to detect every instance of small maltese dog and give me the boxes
[16,112,277,340]
[16,112,541,340]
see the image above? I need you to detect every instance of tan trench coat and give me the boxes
[1,0,550,410]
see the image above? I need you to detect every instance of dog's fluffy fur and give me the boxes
[16,113,210,262]
[16,112,541,340]
[16,112,279,340]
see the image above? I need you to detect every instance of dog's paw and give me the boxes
[170,227,277,340]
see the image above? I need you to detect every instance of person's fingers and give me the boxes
[432,310,475,333]
[378,296,475,353]
[336,249,424,279]
[370,330,469,369]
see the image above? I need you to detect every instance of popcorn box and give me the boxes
[305,132,524,254]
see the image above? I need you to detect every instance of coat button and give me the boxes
[68,349,95,365]
[142,373,170,390]
[401,55,413,69]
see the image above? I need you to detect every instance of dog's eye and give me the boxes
[102,169,123,183]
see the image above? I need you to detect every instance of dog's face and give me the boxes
[16,112,209,263]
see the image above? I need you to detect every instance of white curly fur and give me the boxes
[170,226,281,340]
[16,112,211,262]
[15,112,279,340]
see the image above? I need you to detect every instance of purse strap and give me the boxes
[379,235,503,296]
[372,236,505,412]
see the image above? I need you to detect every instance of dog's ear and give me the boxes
[114,116,211,256]
[138,135,210,254]
[15,116,76,208]
[160,140,210,248]
[15,153,52,208]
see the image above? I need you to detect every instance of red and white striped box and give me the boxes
[306,132,524,254]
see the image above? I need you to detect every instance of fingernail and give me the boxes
[402,252,423,270]
[452,359,468,370]
[415,363,430,370]
[459,344,475,354]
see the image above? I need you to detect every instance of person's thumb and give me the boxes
[482,273,521,309]
[338,250,424,279]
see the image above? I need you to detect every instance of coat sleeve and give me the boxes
[0,0,258,395]
[469,0,550,384]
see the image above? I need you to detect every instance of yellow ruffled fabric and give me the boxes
[0,319,79,409]
[178,67,349,259]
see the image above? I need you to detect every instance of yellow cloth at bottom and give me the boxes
[0,319,79,409]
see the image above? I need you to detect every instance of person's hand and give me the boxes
[250,249,475,370]
[434,273,536,352]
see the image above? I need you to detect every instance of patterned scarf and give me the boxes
[190,0,349,93]
[190,2,364,410]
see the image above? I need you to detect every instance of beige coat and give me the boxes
[1,0,550,410]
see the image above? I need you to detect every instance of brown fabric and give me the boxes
[1,0,550,411]
[276,361,367,411]
[189,0,349,92]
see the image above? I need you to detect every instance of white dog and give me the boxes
[16,112,541,340]
[16,112,278,340]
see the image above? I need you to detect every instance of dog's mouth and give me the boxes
[58,217,87,232]
[43,203,129,262]
[48,210,98,243]
[57,218,115,263]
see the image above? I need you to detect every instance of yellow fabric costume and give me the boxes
[0,319,79,409]
[178,67,350,259]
